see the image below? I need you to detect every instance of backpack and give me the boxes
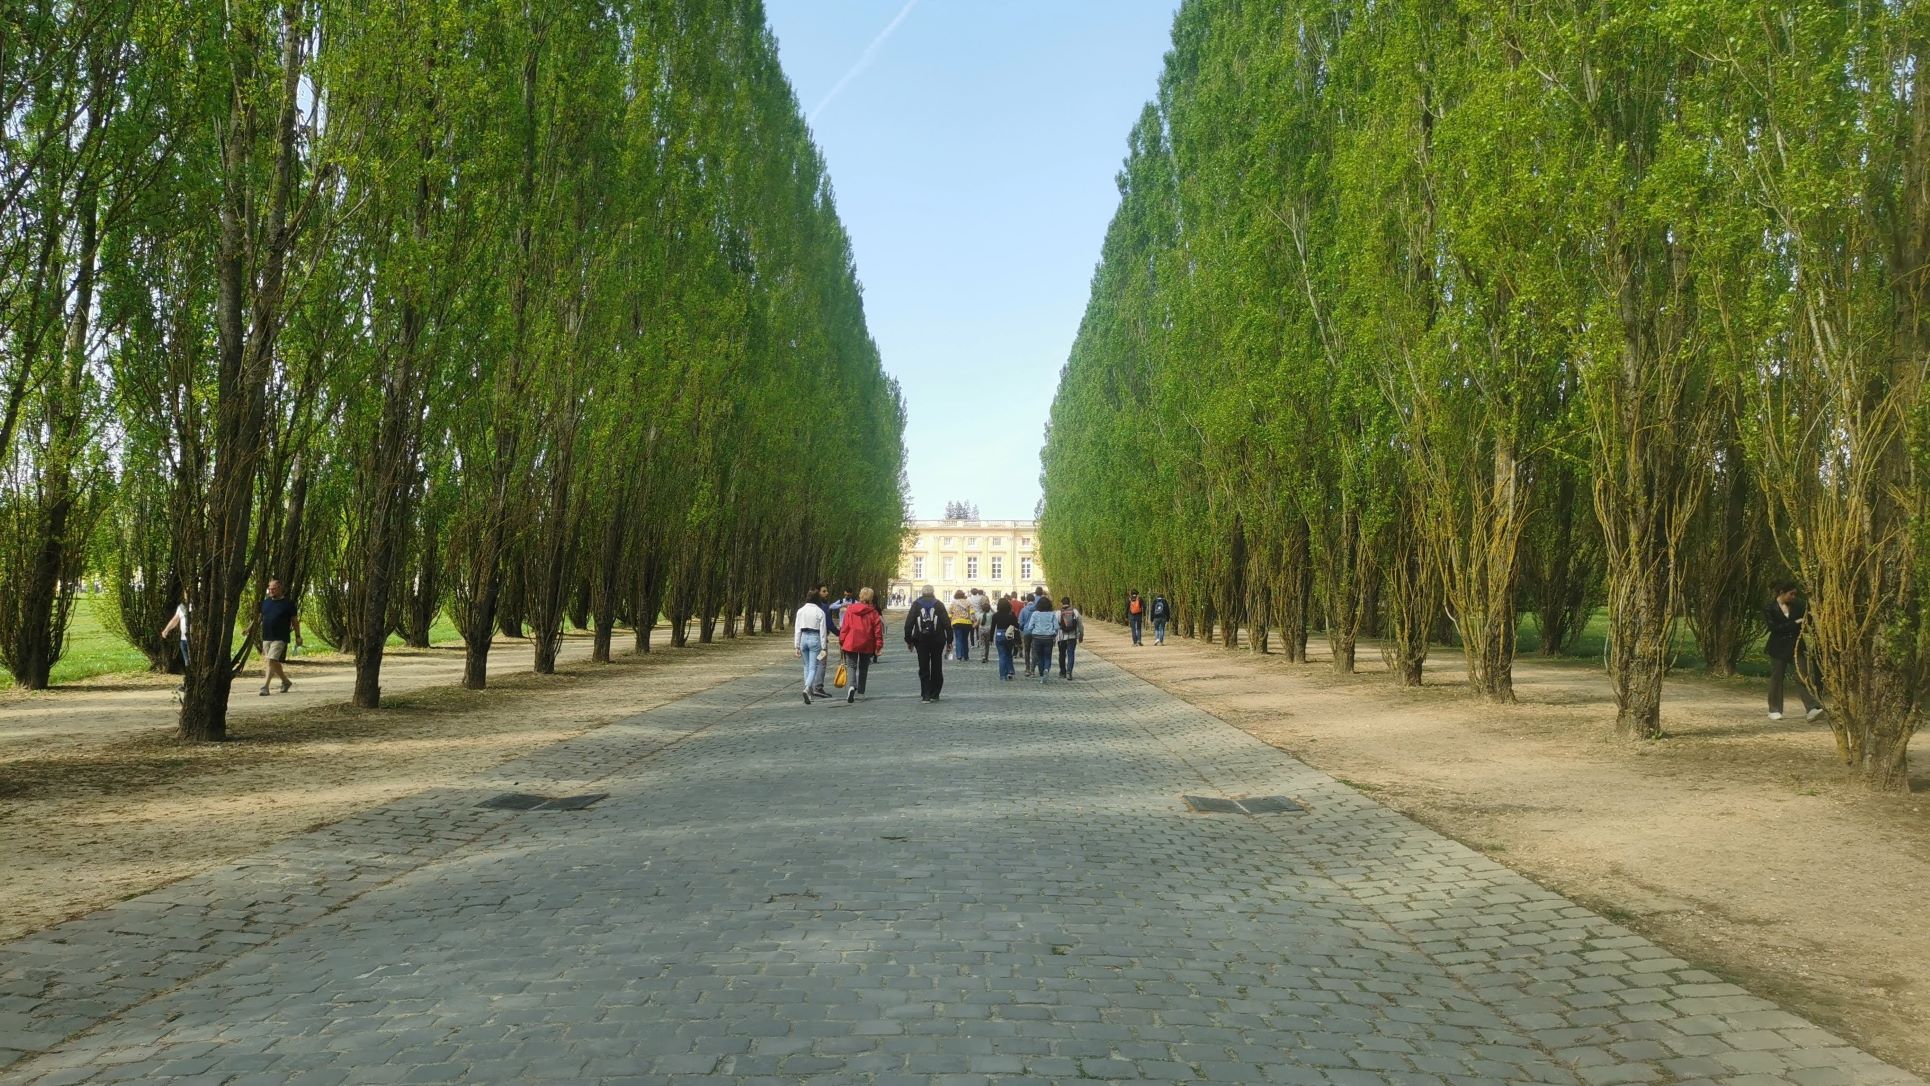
[913,600,941,637]
[1059,606,1077,633]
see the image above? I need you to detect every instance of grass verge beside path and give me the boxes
[0,631,790,943]
[1085,621,1930,1078]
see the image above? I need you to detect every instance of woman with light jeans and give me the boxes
[794,591,829,705]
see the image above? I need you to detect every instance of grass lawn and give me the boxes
[1517,607,1773,677]
[2,597,467,691]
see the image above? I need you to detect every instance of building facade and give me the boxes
[887,520,1046,608]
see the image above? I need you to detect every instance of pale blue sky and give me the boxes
[762,1,1180,521]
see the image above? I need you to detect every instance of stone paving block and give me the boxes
[1,654,1922,1086]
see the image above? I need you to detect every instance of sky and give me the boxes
[762,0,1181,522]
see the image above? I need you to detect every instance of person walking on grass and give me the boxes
[1023,593,1062,684]
[1763,581,1823,722]
[905,585,949,702]
[1055,596,1085,679]
[1150,593,1172,645]
[949,589,974,662]
[838,587,884,703]
[794,589,829,705]
[258,577,302,695]
[1127,590,1144,646]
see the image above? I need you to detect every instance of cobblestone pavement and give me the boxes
[1,644,1919,1085]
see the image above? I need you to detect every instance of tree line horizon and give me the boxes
[1038,0,1925,790]
[1,0,910,740]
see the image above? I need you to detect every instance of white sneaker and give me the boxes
[1806,707,1824,721]
[1768,711,1784,721]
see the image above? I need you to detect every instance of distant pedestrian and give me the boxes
[160,589,190,681]
[1127,589,1144,646]
[948,590,974,661]
[1151,593,1171,645]
[1023,593,1061,684]
[838,588,884,703]
[904,585,949,702]
[1055,596,1084,679]
[257,577,301,696]
[794,590,829,705]
[1018,591,1041,676]
[992,594,1020,680]
[1763,582,1822,722]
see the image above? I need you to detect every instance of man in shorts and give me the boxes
[259,578,301,695]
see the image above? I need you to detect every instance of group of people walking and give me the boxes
[793,585,884,705]
[910,585,1087,698]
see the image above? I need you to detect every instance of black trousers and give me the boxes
[914,640,945,699]
[842,649,872,694]
[1768,653,1818,713]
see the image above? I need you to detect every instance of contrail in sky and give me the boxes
[810,0,921,124]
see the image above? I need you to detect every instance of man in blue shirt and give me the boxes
[258,578,301,696]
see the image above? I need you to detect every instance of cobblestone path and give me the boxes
[1,646,1919,1085]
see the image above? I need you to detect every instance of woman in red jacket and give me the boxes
[838,587,885,703]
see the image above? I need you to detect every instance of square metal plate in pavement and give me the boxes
[1183,795,1244,814]
[1236,795,1305,815]
[537,793,609,811]
[478,792,551,810]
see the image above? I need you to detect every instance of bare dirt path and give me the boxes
[1085,621,1930,1077]
[0,630,793,943]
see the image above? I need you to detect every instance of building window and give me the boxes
[1020,537,1032,549]
[990,556,1003,580]
[967,536,979,549]
[1021,557,1034,581]
[966,557,979,579]
[943,557,955,579]
[913,557,925,579]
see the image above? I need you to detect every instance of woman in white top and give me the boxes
[793,590,828,705]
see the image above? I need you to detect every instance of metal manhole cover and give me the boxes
[1183,794,1306,815]
[538,793,609,811]
[1236,795,1305,815]
[478,792,550,810]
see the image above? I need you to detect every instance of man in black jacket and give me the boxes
[903,585,949,702]
[1763,582,1821,721]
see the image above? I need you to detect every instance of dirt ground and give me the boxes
[0,630,791,943]
[1086,620,1930,1077]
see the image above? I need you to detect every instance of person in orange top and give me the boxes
[1127,589,1145,646]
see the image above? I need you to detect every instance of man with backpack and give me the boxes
[1150,593,1172,645]
[1127,590,1144,646]
[903,585,951,702]
[1055,596,1085,679]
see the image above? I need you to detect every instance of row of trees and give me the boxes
[1040,0,1926,790]
[1,0,908,740]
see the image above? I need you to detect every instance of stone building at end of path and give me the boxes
[887,518,1045,609]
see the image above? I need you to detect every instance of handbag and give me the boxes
[833,663,848,689]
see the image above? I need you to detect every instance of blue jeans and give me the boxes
[1032,637,1055,680]
[1154,618,1166,644]
[953,625,970,660]
[997,635,1015,679]
[1130,613,1143,644]
[799,631,822,690]
[1058,639,1077,678]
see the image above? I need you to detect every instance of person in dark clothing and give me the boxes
[991,594,1020,680]
[1127,590,1145,646]
[258,578,301,695]
[1762,582,1821,721]
[903,585,950,702]
[1150,594,1172,645]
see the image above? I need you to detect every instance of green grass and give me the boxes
[0,596,157,690]
[1515,607,1773,678]
[1,596,468,691]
